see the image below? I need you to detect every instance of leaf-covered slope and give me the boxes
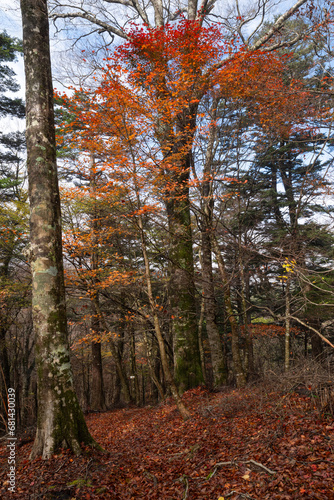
[1,386,333,499]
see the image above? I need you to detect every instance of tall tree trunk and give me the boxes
[237,237,254,379]
[199,104,227,387]
[137,210,191,419]
[89,156,106,411]
[166,191,202,391]
[162,111,203,392]
[284,276,291,371]
[90,302,106,410]
[129,329,141,405]
[0,256,13,406]
[212,236,246,388]
[197,292,207,385]
[143,327,165,400]
[20,0,97,459]
[201,229,227,386]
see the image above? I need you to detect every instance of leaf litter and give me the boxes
[1,386,333,499]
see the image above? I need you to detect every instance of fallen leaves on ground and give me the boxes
[1,386,333,499]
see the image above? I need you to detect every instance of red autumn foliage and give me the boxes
[1,386,333,499]
[56,20,312,200]
[240,324,303,337]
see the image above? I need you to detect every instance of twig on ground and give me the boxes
[55,460,67,473]
[85,458,94,481]
[144,470,158,487]
[181,475,189,499]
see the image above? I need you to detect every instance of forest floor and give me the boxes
[1,384,334,499]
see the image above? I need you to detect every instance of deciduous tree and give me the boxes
[20,0,97,459]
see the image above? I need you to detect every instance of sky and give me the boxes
[0,2,25,132]
[0,1,21,36]
[0,0,299,98]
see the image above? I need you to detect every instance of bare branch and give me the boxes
[49,10,128,39]
[251,0,309,50]
[290,316,334,349]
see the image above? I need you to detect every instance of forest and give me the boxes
[0,0,334,498]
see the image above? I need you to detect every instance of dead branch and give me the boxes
[290,316,334,349]
[226,491,256,499]
[244,459,276,475]
[204,458,275,481]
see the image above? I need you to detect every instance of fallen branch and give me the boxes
[181,475,189,500]
[144,470,158,488]
[244,459,276,475]
[226,491,255,499]
[206,461,236,479]
[204,458,276,481]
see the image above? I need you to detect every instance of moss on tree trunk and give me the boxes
[20,0,98,459]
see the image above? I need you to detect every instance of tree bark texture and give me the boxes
[20,0,96,459]
[163,114,203,392]
[0,255,13,398]
[167,192,203,392]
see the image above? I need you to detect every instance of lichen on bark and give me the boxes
[20,0,99,459]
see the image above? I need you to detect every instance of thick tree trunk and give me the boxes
[156,102,203,392]
[0,256,13,402]
[20,0,97,459]
[197,293,207,385]
[163,122,203,390]
[166,191,203,392]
